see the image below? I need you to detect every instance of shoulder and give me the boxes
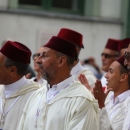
[65,81,96,102]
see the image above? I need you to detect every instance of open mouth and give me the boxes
[106,80,108,85]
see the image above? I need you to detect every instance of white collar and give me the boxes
[4,76,30,98]
[71,61,84,76]
[111,90,130,105]
[47,76,73,91]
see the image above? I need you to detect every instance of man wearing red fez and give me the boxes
[18,36,99,130]
[118,38,130,56]
[57,28,97,88]
[123,44,130,130]
[79,56,130,130]
[101,38,120,90]
[0,41,40,130]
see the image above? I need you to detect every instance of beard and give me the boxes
[39,63,56,83]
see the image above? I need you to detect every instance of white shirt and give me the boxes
[106,90,130,120]
[4,76,31,98]
[47,76,73,102]
[123,105,130,130]
[99,90,130,130]
[122,91,130,130]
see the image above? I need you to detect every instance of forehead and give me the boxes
[120,48,128,53]
[37,47,44,53]
[109,61,120,71]
[43,47,56,54]
[103,48,117,54]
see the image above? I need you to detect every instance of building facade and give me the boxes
[0,0,129,66]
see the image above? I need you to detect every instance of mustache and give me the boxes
[39,64,44,70]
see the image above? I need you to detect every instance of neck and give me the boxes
[49,73,71,88]
[36,73,41,81]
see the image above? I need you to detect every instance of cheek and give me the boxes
[0,72,8,83]
[34,63,39,68]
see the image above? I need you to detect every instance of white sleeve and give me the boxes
[99,107,125,130]
[122,106,130,130]
[99,107,113,130]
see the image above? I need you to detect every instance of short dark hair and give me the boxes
[4,57,29,75]
[119,65,130,87]
[56,51,75,70]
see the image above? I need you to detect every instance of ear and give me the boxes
[9,66,17,75]
[120,73,128,82]
[57,56,66,67]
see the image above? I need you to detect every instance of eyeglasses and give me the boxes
[124,52,130,61]
[101,53,119,58]
[32,53,41,59]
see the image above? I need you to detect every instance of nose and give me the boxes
[105,72,108,79]
[101,56,106,64]
[34,57,38,61]
[36,56,42,65]
[124,59,128,66]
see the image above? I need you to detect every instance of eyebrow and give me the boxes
[41,51,47,55]
[108,68,114,71]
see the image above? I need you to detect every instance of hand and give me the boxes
[93,80,112,108]
[78,74,93,93]
[78,74,112,108]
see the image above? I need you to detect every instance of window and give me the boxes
[19,0,42,6]
[18,0,84,15]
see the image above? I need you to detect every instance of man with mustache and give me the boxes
[122,44,130,130]
[17,36,99,130]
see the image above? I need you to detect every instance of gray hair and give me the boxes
[4,57,29,75]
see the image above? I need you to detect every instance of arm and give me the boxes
[79,74,117,130]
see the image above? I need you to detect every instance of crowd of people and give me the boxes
[0,28,130,130]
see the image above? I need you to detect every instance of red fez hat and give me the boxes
[116,56,128,71]
[118,38,130,51]
[44,36,76,59]
[57,28,84,48]
[0,40,31,64]
[105,38,121,51]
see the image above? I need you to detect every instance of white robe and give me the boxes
[71,61,97,87]
[17,81,99,130]
[0,81,40,130]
